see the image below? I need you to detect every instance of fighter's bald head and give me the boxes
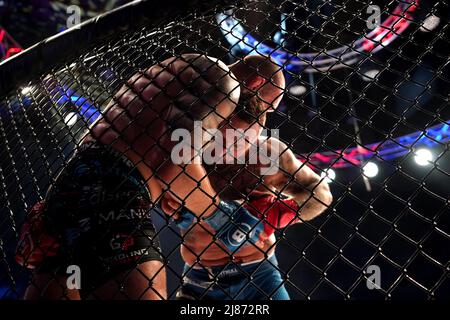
[229,55,285,123]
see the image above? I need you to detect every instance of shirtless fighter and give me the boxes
[161,55,333,300]
[15,54,241,299]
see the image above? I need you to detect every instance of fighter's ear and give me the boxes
[244,75,266,91]
[228,55,279,92]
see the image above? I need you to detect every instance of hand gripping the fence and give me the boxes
[244,195,301,238]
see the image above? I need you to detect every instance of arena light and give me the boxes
[20,86,32,95]
[420,15,440,32]
[363,161,379,178]
[0,26,23,61]
[305,123,450,169]
[320,168,336,183]
[288,85,307,96]
[216,0,417,72]
[414,148,433,166]
[64,112,78,127]
[361,69,380,82]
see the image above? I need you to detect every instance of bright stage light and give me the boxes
[64,112,78,127]
[321,169,336,183]
[21,87,32,95]
[361,69,380,82]
[363,161,379,178]
[420,15,440,32]
[288,85,307,96]
[414,148,433,166]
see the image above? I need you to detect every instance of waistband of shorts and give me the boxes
[184,253,277,278]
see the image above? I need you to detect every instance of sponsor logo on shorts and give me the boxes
[183,277,214,289]
[99,208,151,223]
[109,233,135,251]
[105,248,148,265]
[217,267,241,278]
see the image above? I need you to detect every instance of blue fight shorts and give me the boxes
[176,255,290,300]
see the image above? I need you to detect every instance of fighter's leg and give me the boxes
[24,274,80,300]
[87,260,167,300]
[236,256,290,300]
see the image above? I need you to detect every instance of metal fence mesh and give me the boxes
[0,0,449,300]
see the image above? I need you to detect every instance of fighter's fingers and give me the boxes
[153,61,213,99]
[160,195,183,216]
[160,198,176,215]
[254,233,268,249]
[114,78,167,129]
[258,231,268,242]
[172,212,181,220]
[168,198,182,211]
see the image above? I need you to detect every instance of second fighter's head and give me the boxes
[213,55,285,157]
[228,55,285,127]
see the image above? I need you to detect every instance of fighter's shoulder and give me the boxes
[257,136,299,171]
[257,136,290,153]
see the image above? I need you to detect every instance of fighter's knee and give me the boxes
[131,260,168,300]
[24,274,80,300]
[89,261,167,300]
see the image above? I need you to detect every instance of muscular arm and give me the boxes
[262,139,333,221]
[88,54,240,218]
[156,162,221,218]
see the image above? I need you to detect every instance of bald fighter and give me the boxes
[161,55,333,300]
[15,54,241,299]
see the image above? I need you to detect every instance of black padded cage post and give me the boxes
[0,0,449,300]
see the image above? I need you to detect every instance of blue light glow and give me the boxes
[308,122,450,168]
[54,87,101,124]
[217,0,417,73]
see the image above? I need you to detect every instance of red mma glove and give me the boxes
[244,195,301,238]
[15,201,60,269]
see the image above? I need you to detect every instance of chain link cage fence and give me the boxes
[0,0,449,300]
